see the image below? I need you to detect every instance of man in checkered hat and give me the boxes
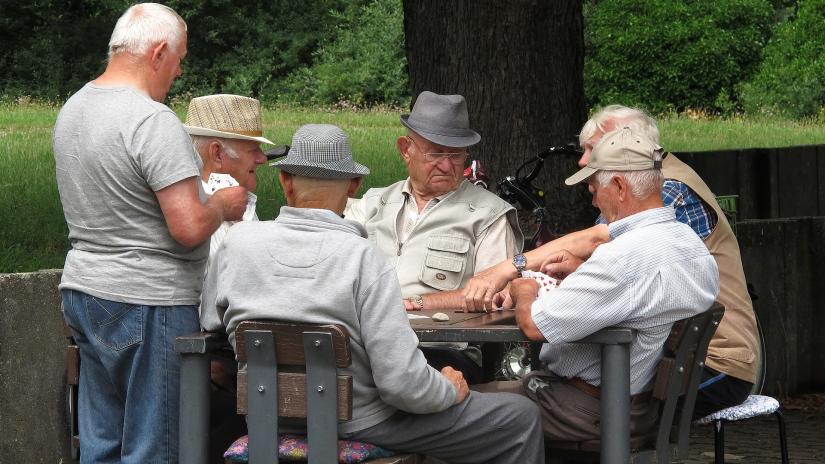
[201,124,545,463]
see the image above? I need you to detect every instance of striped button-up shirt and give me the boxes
[534,207,719,394]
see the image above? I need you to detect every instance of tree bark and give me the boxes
[402,0,595,233]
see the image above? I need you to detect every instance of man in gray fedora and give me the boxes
[345,90,523,383]
[201,124,544,463]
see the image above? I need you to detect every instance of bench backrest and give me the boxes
[234,320,353,464]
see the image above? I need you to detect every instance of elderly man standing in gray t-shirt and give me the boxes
[53,5,247,463]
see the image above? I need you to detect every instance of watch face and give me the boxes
[513,254,527,268]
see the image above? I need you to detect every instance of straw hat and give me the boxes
[183,94,274,145]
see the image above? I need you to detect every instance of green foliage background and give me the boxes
[2,1,825,115]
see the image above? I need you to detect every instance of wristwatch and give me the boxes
[512,253,527,277]
[408,295,425,311]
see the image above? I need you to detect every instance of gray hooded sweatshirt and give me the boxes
[201,207,456,433]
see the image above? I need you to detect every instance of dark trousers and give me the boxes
[692,366,753,420]
[419,346,486,385]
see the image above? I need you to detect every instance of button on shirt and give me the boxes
[533,207,719,394]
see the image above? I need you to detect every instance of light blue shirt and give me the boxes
[533,207,720,394]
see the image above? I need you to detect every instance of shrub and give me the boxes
[739,0,825,118]
[276,0,410,107]
[584,0,773,114]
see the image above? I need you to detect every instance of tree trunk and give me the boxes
[402,0,595,233]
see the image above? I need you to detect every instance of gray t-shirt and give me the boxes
[53,83,206,305]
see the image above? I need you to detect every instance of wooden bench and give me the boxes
[178,322,421,464]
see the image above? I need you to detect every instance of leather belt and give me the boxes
[568,378,653,405]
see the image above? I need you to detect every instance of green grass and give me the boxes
[4,102,825,273]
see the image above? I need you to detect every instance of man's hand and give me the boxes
[509,278,544,341]
[211,186,248,222]
[492,283,513,309]
[541,250,584,280]
[462,262,515,312]
[441,366,470,404]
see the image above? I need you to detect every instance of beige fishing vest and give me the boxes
[663,154,760,383]
[361,180,522,296]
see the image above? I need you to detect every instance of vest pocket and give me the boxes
[420,235,470,290]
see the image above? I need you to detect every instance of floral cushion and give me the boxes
[694,394,781,424]
[224,433,395,463]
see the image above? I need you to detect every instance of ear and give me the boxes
[397,136,412,164]
[612,175,628,201]
[149,41,169,71]
[208,141,226,170]
[347,177,363,197]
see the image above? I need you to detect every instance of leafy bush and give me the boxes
[739,0,825,118]
[276,0,410,107]
[584,0,773,114]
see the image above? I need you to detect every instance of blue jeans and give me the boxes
[62,289,199,464]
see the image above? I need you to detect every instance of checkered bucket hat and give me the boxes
[271,124,370,179]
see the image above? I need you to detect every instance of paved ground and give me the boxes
[679,396,825,463]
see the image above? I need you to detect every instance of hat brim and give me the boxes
[184,125,275,145]
[564,166,598,186]
[270,159,370,179]
[400,115,481,148]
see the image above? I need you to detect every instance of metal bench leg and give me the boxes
[600,343,631,464]
[179,352,211,464]
[774,411,789,464]
[713,420,725,464]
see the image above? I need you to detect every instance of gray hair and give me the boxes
[595,169,664,199]
[191,136,239,160]
[580,105,660,146]
[108,3,187,59]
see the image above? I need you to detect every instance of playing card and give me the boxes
[206,173,240,193]
[521,270,559,296]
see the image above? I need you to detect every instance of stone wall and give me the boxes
[0,270,72,462]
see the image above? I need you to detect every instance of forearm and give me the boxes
[515,301,544,341]
[523,224,609,269]
[419,290,466,311]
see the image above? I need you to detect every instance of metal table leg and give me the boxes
[600,342,631,463]
[179,352,211,464]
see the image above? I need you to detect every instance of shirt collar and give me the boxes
[277,206,368,238]
[607,207,676,239]
[401,178,461,204]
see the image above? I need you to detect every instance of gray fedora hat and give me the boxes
[400,91,481,148]
[271,124,370,179]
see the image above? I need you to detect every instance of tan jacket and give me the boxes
[359,180,522,296]
[662,154,760,383]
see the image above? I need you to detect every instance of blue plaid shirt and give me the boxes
[596,180,717,240]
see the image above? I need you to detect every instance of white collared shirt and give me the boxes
[533,207,720,394]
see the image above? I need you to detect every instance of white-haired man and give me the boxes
[576,105,760,419]
[499,127,720,441]
[54,4,247,462]
[201,124,545,463]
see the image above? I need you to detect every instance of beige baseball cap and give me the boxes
[565,126,663,186]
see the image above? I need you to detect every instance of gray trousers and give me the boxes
[477,372,658,442]
[343,391,544,464]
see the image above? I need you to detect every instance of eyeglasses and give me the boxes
[406,136,468,165]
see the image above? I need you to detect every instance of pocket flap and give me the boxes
[425,253,464,272]
[427,235,470,254]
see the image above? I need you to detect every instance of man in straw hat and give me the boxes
[53,4,248,462]
[183,93,274,461]
[345,90,523,383]
[201,124,544,463]
[483,127,719,442]
[183,94,273,299]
